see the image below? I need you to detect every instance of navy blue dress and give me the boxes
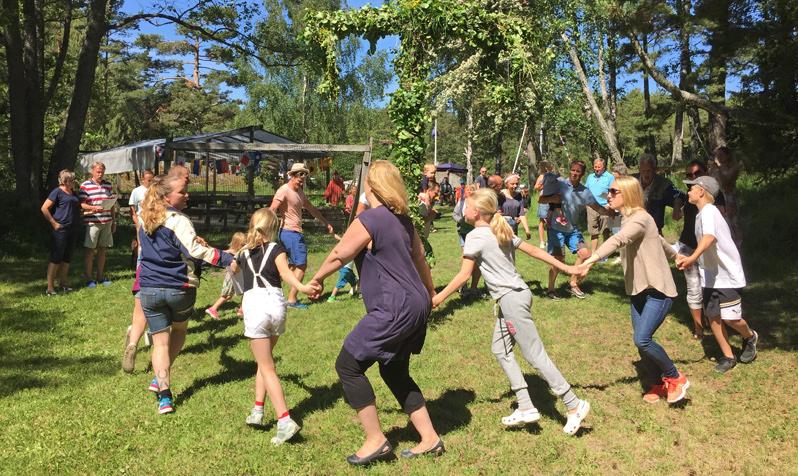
[344,206,431,363]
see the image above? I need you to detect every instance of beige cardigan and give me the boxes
[595,210,678,297]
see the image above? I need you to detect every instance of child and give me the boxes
[344,183,357,215]
[420,163,437,193]
[418,182,440,238]
[233,208,317,445]
[327,261,358,302]
[676,176,757,373]
[205,232,246,320]
[432,188,590,435]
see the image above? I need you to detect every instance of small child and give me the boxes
[205,232,246,320]
[676,176,757,373]
[233,208,316,445]
[344,183,357,215]
[327,261,358,302]
[432,188,590,435]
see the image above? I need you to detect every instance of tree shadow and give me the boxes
[176,346,261,404]
[384,388,476,444]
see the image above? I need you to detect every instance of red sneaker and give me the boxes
[642,383,667,404]
[663,372,690,403]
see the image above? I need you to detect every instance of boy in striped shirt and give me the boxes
[79,162,116,287]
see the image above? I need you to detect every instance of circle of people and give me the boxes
[40,147,755,466]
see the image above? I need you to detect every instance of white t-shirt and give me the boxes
[695,203,746,288]
[129,185,148,219]
[462,226,527,300]
[359,192,370,207]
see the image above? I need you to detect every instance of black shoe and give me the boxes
[346,440,393,466]
[400,439,446,458]
[714,357,737,373]
[740,330,758,363]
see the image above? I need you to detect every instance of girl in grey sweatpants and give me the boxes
[432,188,590,435]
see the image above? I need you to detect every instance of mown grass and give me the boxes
[1,176,796,475]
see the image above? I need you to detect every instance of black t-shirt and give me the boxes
[236,242,287,290]
[679,191,725,249]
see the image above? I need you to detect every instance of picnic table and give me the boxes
[185,192,274,230]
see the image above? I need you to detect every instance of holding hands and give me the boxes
[306,278,324,300]
[674,254,695,270]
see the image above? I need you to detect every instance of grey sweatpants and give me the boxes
[492,288,572,398]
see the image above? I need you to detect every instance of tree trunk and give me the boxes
[671,0,691,165]
[562,33,624,165]
[464,107,473,183]
[607,30,618,124]
[702,0,730,153]
[47,0,110,188]
[642,34,656,154]
[493,131,503,175]
[525,117,540,186]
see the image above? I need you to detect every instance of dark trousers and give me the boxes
[335,347,425,414]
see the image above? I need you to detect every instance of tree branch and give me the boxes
[45,0,71,107]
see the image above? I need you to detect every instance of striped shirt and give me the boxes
[79,179,114,224]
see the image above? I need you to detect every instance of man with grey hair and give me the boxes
[79,162,116,287]
[633,154,682,234]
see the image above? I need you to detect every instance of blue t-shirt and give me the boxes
[547,178,597,233]
[47,187,80,229]
[585,172,615,206]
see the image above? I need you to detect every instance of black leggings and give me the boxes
[335,347,425,414]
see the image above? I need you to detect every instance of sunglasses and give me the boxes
[292,171,308,177]
[608,188,622,196]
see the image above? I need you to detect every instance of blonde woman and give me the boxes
[309,161,442,466]
[40,169,80,295]
[582,176,690,404]
[138,174,233,414]
[433,189,591,435]
[234,208,317,444]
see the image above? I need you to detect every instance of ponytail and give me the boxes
[470,188,514,247]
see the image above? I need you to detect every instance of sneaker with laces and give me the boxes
[740,331,758,363]
[86,280,97,289]
[568,286,587,299]
[663,372,690,403]
[158,396,174,414]
[148,377,160,393]
[286,302,308,310]
[122,343,137,373]
[45,289,57,296]
[100,279,112,286]
[501,407,541,427]
[271,418,300,445]
[205,308,219,320]
[563,400,590,435]
[714,357,737,373]
[245,409,264,426]
[642,383,667,404]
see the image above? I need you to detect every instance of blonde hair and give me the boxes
[423,163,436,174]
[141,174,183,234]
[367,161,409,215]
[468,188,514,246]
[613,175,646,217]
[91,162,105,171]
[228,232,247,253]
[58,169,75,185]
[243,208,280,250]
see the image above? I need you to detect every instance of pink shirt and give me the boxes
[272,183,306,233]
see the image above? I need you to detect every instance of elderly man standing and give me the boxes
[475,166,489,189]
[585,158,614,255]
[80,162,116,288]
[634,154,682,234]
[271,163,335,309]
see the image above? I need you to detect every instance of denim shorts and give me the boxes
[335,267,357,290]
[279,229,308,266]
[547,228,586,255]
[537,203,549,219]
[139,287,197,334]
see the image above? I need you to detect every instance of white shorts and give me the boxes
[242,287,286,338]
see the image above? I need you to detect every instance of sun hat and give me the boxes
[288,162,309,176]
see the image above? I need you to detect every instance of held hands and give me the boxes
[195,236,208,247]
[326,224,335,235]
[674,254,695,270]
[431,293,444,308]
[306,278,324,300]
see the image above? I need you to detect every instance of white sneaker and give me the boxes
[539,241,546,249]
[501,407,541,427]
[563,400,590,436]
[271,418,300,445]
[245,409,264,426]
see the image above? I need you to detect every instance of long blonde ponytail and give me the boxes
[469,188,514,246]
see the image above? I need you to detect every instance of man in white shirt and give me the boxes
[676,176,757,373]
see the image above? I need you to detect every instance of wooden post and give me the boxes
[247,127,255,211]
[347,138,372,227]
[204,151,210,230]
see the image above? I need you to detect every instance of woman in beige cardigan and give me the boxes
[581,176,690,405]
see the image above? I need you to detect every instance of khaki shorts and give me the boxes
[84,222,114,249]
[586,206,610,236]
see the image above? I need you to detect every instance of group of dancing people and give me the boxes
[57,153,756,466]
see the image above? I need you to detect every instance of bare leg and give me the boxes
[548,255,565,292]
[538,219,546,245]
[590,235,599,254]
[407,405,441,453]
[250,336,287,418]
[151,329,172,390]
[58,263,70,288]
[129,297,147,346]
[168,320,188,365]
[95,247,107,281]
[709,315,734,359]
[287,265,306,304]
[84,248,95,281]
[690,308,704,338]
[353,404,387,458]
[724,319,754,340]
[570,248,590,288]
[208,295,230,312]
[46,263,58,293]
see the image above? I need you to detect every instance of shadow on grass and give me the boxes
[384,388,476,444]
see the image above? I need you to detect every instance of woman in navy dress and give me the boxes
[310,161,443,466]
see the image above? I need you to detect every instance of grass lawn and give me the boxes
[1,179,796,474]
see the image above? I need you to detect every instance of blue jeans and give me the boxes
[630,290,678,382]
